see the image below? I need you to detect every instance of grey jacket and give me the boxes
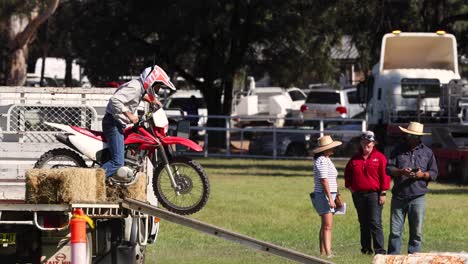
[105,79,145,126]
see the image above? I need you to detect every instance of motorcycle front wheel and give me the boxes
[153,157,210,215]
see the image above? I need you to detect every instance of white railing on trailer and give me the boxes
[0,86,365,179]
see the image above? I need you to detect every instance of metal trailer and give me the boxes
[0,202,158,264]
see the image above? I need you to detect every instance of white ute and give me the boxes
[232,87,306,127]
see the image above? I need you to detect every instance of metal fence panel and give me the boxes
[0,86,366,179]
[4,104,98,143]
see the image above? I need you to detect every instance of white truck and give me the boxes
[363,31,461,124]
[359,31,468,184]
[0,87,159,263]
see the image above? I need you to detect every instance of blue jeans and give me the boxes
[388,195,426,254]
[101,114,125,177]
[352,191,386,254]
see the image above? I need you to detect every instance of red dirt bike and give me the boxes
[34,107,209,215]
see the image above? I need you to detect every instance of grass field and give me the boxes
[145,158,468,264]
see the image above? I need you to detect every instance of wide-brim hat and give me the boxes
[312,135,342,153]
[399,121,431,136]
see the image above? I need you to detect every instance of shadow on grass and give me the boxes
[203,164,312,171]
[209,171,312,177]
[430,189,468,195]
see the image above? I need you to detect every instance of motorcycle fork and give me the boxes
[156,144,181,196]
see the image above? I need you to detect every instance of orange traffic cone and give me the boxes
[70,209,94,264]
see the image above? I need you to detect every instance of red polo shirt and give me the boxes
[344,148,391,192]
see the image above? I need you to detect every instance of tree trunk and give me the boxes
[6,48,28,86]
[201,83,226,149]
[40,20,49,87]
[222,78,233,115]
[5,16,30,86]
[3,0,59,86]
[65,57,73,86]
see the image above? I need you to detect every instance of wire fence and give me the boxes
[0,87,366,178]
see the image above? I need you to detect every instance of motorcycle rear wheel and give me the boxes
[34,148,87,169]
[153,157,209,215]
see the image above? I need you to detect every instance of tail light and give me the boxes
[336,106,347,114]
[42,213,69,228]
[300,105,309,113]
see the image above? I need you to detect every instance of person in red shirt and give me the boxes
[344,131,391,255]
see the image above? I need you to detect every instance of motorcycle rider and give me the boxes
[102,65,176,180]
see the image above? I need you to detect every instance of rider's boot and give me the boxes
[111,166,133,182]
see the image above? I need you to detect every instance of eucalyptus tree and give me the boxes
[68,0,341,147]
[0,0,59,85]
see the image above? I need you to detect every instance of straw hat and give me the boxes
[312,135,342,153]
[399,122,431,136]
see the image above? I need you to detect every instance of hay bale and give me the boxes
[95,169,107,201]
[373,252,468,264]
[106,172,147,202]
[127,172,147,201]
[106,184,129,203]
[26,168,106,204]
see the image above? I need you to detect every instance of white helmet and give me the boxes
[140,65,176,99]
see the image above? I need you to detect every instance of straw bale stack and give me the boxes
[373,252,468,264]
[107,172,147,202]
[26,168,106,203]
[26,168,147,204]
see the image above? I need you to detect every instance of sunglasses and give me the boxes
[406,134,420,139]
[361,135,375,141]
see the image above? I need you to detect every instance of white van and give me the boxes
[163,90,207,132]
[232,87,306,127]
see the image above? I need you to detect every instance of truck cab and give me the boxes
[365,31,460,124]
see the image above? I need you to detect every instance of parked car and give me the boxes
[300,87,364,120]
[248,129,313,157]
[25,74,60,87]
[163,90,207,135]
[247,123,363,158]
[325,123,363,157]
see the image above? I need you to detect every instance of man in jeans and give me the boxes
[102,65,175,180]
[386,122,438,254]
[345,131,391,255]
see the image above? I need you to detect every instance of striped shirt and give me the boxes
[314,156,338,193]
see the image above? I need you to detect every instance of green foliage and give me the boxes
[146,158,468,264]
[26,0,468,106]
[41,1,342,101]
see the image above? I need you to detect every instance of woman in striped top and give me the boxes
[312,135,342,257]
